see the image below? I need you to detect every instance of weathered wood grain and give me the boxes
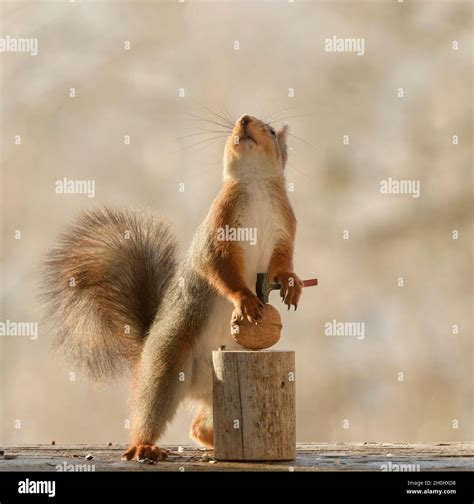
[212,350,295,461]
[0,443,472,472]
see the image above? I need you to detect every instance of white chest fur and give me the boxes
[236,180,287,287]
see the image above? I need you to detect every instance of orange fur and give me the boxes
[202,180,248,302]
[267,176,297,275]
[266,179,302,308]
[189,407,213,448]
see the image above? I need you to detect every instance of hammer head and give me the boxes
[256,272,319,303]
[256,273,278,303]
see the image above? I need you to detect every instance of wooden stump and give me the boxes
[212,350,295,461]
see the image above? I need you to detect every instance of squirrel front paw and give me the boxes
[121,444,168,462]
[232,288,264,323]
[275,271,303,310]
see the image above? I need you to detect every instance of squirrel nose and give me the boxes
[240,115,252,127]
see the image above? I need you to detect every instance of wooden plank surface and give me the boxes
[0,443,472,472]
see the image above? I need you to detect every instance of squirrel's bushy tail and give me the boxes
[42,208,177,381]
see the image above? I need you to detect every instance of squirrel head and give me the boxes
[223,114,288,180]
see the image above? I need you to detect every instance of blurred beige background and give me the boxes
[0,0,472,446]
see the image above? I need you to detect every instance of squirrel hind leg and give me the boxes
[189,406,214,448]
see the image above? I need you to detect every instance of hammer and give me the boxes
[256,272,318,304]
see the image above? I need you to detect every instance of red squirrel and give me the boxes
[42,114,303,461]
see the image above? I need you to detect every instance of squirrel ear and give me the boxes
[277,123,288,168]
[277,123,288,140]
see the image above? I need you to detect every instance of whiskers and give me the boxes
[285,158,312,180]
[188,106,235,132]
[175,106,234,153]
[262,107,293,124]
[268,112,315,125]
[287,132,318,151]
[171,107,235,179]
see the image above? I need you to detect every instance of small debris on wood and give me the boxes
[4,454,17,460]
[177,446,184,453]
[85,453,93,460]
[137,458,154,465]
[201,453,217,463]
[0,450,4,457]
[51,441,56,445]
[108,442,113,447]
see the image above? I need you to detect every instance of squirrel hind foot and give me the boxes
[121,444,168,462]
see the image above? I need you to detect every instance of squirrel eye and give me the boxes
[270,128,276,137]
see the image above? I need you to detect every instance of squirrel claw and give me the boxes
[234,288,263,325]
[122,444,168,462]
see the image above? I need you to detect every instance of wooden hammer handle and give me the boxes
[272,278,318,289]
[302,278,318,287]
